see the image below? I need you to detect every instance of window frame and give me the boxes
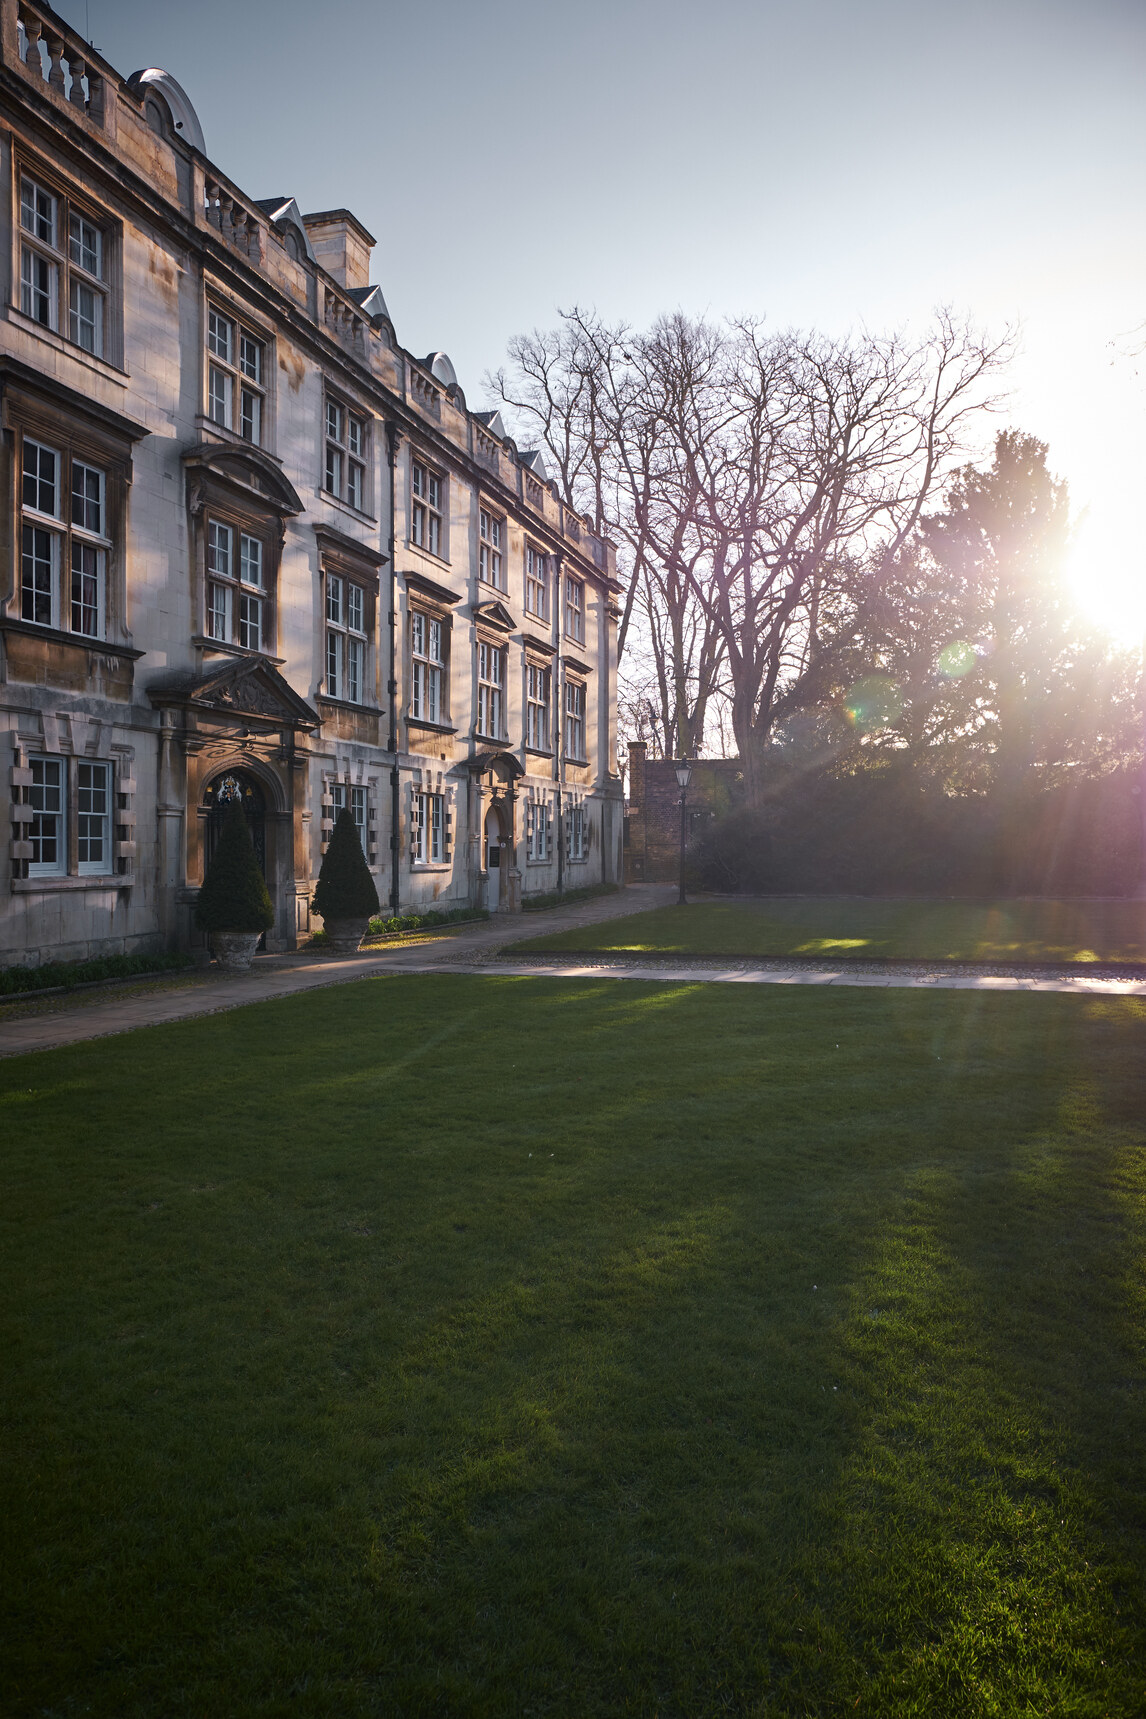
[409,608,447,726]
[21,753,120,882]
[323,393,371,515]
[526,799,551,864]
[14,163,117,364]
[479,506,504,590]
[330,782,368,852]
[564,678,586,761]
[325,569,369,705]
[203,509,271,653]
[477,638,506,740]
[18,432,112,640]
[411,790,446,866]
[410,455,445,559]
[564,573,585,642]
[567,802,588,863]
[525,661,551,752]
[525,544,549,621]
[204,298,268,448]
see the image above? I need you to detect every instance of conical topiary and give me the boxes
[312,807,380,921]
[195,799,275,933]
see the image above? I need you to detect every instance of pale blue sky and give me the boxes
[85,0,1146,636]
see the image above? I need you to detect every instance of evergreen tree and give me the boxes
[312,808,380,921]
[195,800,275,933]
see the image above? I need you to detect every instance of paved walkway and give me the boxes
[0,886,674,1059]
[3,883,1144,1060]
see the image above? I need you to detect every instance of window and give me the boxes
[477,641,504,738]
[411,459,443,557]
[412,791,445,864]
[19,436,109,637]
[567,803,588,862]
[324,398,368,511]
[526,800,551,863]
[206,517,268,650]
[564,680,585,759]
[330,782,367,852]
[18,173,109,358]
[410,612,445,724]
[206,304,265,445]
[526,545,548,619]
[526,663,551,750]
[479,508,503,588]
[326,572,368,703]
[76,761,112,874]
[24,756,114,879]
[564,574,585,641]
[27,756,65,877]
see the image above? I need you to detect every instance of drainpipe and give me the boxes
[386,422,402,914]
[554,554,564,895]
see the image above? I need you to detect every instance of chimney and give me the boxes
[301,209,376,292]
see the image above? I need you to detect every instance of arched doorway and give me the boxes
[485,803,505,910]
[203,769,267,877]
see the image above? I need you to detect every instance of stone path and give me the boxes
[3,884,1143,1060]
[0,886,674,1059]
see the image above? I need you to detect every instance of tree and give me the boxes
[312,809,380,922]
[493,309,1008,790]
[912,430,1139,791]
[195,801,274,934]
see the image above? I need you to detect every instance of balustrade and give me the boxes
[16,4,104,125]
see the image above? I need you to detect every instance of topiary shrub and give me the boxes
[312,808,380,922]
[195,800,275,933]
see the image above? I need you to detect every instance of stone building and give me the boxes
[1,0,622,969]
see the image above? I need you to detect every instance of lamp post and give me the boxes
[674,758,693,905]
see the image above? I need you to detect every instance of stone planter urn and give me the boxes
[322,917,369,954]
[210,930,262,973]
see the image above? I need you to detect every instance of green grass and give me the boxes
[513,897,1146,965]
[2,976,1145,1716]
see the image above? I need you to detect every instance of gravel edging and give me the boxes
[492,949,1146,983]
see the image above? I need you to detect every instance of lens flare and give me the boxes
[844,676,902,732]
[937,641,977,678]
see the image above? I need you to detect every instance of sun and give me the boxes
[1066,506,1146,650]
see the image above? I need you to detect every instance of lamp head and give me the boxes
[674,758,693,790]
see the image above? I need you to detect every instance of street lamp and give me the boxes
[674,757,693,905]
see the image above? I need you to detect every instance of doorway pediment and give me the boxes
[148,657,319,730]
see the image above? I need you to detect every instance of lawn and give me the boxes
[2,975,1145,1717]
[513,896,1146,965]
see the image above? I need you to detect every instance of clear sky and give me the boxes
[85,0,1146,640]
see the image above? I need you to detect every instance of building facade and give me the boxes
[1,0,622,969]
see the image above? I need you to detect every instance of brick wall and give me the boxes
[624,744,744,881]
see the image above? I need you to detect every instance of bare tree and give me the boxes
[492,308,1008,790]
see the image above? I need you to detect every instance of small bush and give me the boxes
[522,883,621,913]
[365,906,489,936]
[195,801,275,933]
[313,810,380,922]
[0,951,193,997]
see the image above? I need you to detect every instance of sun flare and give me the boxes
[1067,507,1146,650]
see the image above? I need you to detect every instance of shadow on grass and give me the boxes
[1,979,1143,1716]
